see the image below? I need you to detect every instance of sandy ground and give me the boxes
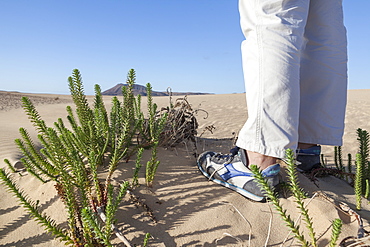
[1,89,370,246]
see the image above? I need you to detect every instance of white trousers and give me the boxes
[236,0,348,159]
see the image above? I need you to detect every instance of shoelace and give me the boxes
[211,153,234,163]
[207,153,235,181]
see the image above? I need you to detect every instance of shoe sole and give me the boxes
[196,157,266,202]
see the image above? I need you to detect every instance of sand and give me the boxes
[1,89,370,246]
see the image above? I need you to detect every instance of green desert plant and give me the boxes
[355,153,364,210]
[366,179,370,199]
[341,128,370,210]
[143,233,151,247]
[330,129,370,210]
[329,218,342,247]
[0,168,70,242]
[338,146,344,173]
[320,154,327,168]
[3,158,17,173]
[132,147,144,188]
[250,159,309,245]
[334,146,346,179]
[357,128,370,193]
[144,83,167,187]
[357,128,370,169]
[285,150,317,246]
[335,146,349,181]
[0,69,167,246]
[251,149,342,247]
[334,146,340,171]
[348,153,352,174]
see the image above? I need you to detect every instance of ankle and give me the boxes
[245,150,277,170]
[298,143,318,149]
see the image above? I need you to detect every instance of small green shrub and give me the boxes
[0,69,167,246]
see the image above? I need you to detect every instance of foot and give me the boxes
[245,150,277,170]
[197,148,280,202]
[296,145,322,172]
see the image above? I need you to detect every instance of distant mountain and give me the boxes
[102,83,211,96]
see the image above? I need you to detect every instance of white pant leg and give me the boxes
[298,0,347,146]
[236,0,310,159]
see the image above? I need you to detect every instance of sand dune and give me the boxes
[1,90,370,246]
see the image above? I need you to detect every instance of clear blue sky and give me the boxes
[1,1,369,95]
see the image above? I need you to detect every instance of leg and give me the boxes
[236,0,310,159]
[197,0,311,202]
[299,0,347,146]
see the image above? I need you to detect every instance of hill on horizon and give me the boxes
[102,83,211,96]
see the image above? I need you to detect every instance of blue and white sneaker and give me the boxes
[296,146,322,172]
[197,148,280,202]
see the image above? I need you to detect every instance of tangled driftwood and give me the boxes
[158,93,207,148]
